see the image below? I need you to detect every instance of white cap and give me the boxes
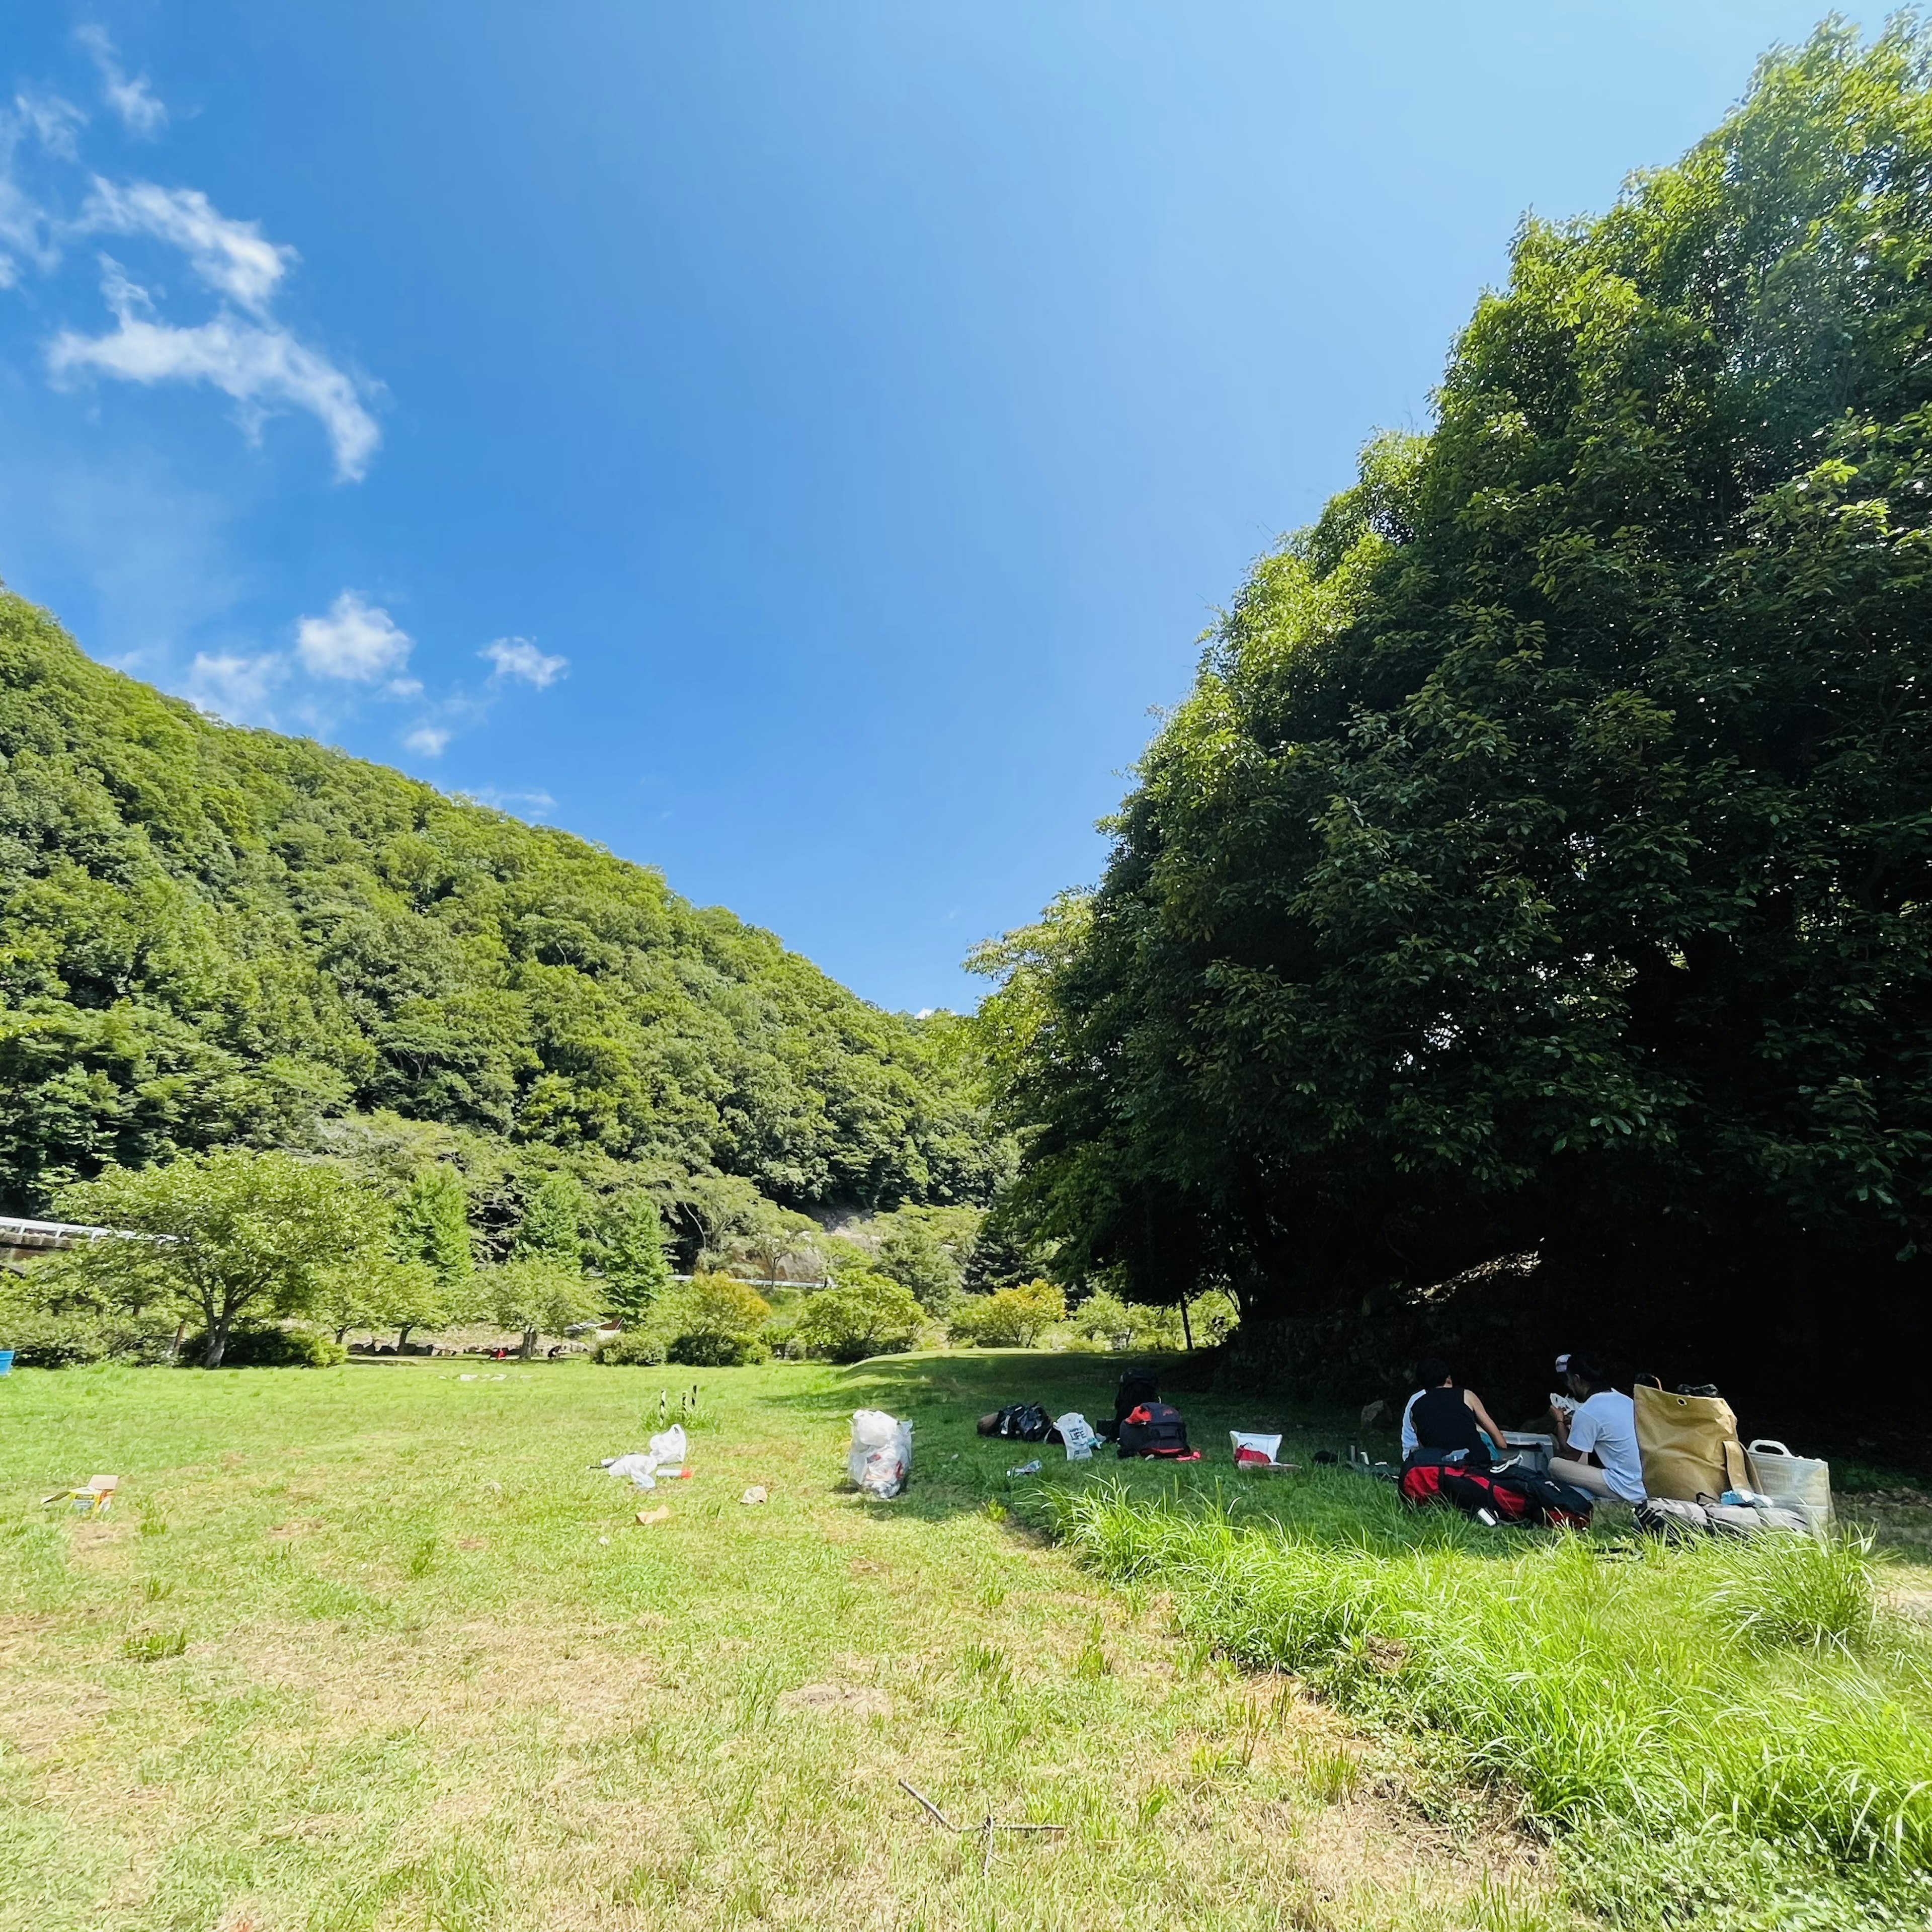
[1554,1353,1570,1373]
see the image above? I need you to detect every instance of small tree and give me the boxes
[314,1262,379,1345]
[54,1149,373,1367]
[663,1271,772,1366]
[515,1171,584,1269]
[488,1256,599,1359]
[370,1256,453,1349]
[950,1277,1066,1348]
[597,1190,672,1322]
[876,1219,963,1315]
[394,1163,472,1285]
[794,1271,926,1362]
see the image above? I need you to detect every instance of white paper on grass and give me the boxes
[848,1409,912,1498]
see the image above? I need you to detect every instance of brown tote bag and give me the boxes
[1633,1385,1751,1502]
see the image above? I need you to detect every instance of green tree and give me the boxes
[393,1163,472,1285]
[514,1171,584,1269]
[53,1148,373,1367]
[793,1270,927,1362]
[596,1189,672,1322]
[950,1278,1065,1348]
[982,23,1932,1396]
[487,1256,599,1360]
[662,1271,772,1366]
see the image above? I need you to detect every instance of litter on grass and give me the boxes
[601,1425,693,1491]
[1055,1412,1097,1461]
[1007,1459,1043,1477]
[898,1779,1065,1874]
[849,1410,912,1498]
[741,1486,768,1505]
[635,1505,671,1526]
[42,1474,117,1515]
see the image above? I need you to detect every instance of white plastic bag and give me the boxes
[605,1453,658,1489]
[648,1424,689,1474]
[1230,1431,1283,1467]
[1746,1438,1833,1531]
[1055,1412,1097,1461]
[848,1409,912,1498]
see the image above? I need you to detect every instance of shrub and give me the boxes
[177,1325,346,1367]
[665,1273,771,1367]
[950,1278,1066,1347]
[793,1271,926,1362]
[591,1329,668,1366]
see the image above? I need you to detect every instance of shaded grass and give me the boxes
[1047,1472,1932,1930]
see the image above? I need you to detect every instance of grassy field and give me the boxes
[4,1352,1928,1931]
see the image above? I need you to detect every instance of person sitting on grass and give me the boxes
[1400,1358,1511,1466]
[1548,1351,1646,1503]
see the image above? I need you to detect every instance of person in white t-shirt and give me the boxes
[1548,1352,1646,1503]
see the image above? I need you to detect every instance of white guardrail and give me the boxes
[0,1218,139,1251]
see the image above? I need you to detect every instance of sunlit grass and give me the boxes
[0,1355,1569,1931]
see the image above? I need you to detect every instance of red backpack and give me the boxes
[1116,1401,1199,1460]
[1400,1455,1591,1529]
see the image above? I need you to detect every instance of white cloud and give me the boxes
[15,90,85,159]
[404,724,450,757]
[460,786,557,819]
[47,260,381,479]
[294,589,412,682]
[480,636,568,688]
[0,93,80,282]
[186,649,283,723]
[81,178,289,313]
[76,27,167,137]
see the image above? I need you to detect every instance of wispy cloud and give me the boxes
[295,589,413,684]
[404,724,452,757]
[76,26,166,137]
[186,648,283,725]
[0,92,81,283]
[481,636,568,688]
[48,259,381,479]
[81,178,289,312]
[460,786,557,820]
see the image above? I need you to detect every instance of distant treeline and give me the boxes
[973,24,1932,1407]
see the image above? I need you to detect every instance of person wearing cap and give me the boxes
[1548,1351,1646,1502]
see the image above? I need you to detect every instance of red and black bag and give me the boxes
[1400,1453,1591,1528]
[1117,1401,1199,1460]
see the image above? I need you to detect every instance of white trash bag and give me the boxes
[1055,1411,1098,1461]
[848,1409,912,1498]
[648,1424,689,1475]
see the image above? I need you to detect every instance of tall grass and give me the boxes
[1045,1474,1932,1928]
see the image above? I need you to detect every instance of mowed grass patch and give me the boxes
[0,1355,1567,1932]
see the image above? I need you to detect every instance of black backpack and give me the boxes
[994,1403,1052,1442]
[1117,1400,1195,1459]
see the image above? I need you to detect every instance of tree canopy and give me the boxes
[979,23,1932,1398]
[0,594,997,1222]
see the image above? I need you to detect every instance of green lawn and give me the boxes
[4,1353,1926,1931]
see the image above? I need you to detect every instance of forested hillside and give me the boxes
[976,24,1932,1404]
[0,591,996,1223]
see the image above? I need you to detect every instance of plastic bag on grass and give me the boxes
[648,1424,689,1475]
[1055,1412,1097,1461]
[848,1409,912,1498]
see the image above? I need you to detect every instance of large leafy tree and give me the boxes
[52,1148,373,1366]
[986,24,1932,1395]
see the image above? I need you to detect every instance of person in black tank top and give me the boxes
[1402,1358,1511,1466]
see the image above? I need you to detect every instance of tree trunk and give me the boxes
[1180,1298,1193,1351]
[335,1324,351,1343]
[204,1313,232,1369]
[397,1324,414,1349]
[167,1320,186,1364]
[521,1328,538,1359]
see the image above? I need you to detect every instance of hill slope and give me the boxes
[0,591,994,1218]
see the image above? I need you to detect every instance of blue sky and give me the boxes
[0,2,1838,1010]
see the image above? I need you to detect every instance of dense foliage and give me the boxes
[983,24,1932,1398]
[0,593,997,1225]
